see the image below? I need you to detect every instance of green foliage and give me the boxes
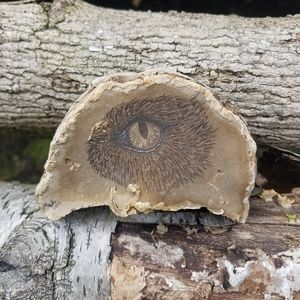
[0,152,23,181]
[24,138,51,167]
[0,130,52,183]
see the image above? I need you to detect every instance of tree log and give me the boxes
[0,0,300,149]
[0,181,299,299]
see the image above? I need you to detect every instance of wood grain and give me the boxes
[111,198,300,300]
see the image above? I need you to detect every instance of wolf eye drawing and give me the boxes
[86,96,216,193]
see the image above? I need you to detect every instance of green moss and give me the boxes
[0,153,23,181]
[0,130,53,183]
[24,138,51,166]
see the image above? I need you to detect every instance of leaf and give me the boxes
[286,213,299,224]
[258,189,277,202]
[276,194,295,209]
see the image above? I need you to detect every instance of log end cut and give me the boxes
[36,70,256,222]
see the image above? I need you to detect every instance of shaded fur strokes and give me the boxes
[86,95,216,193]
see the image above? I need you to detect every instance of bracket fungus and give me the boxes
[36,70,256,222]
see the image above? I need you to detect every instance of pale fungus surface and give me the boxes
[36,70,256,222]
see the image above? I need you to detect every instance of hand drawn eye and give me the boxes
[114,118,163,153]
[86,96,216,193]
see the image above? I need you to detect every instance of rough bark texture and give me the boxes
[0,182,117,300]
[0,181,299,299]
[0,0,300,149]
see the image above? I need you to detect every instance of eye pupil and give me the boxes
[127,119,162,152]
[138,120,148,139]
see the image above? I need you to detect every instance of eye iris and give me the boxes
[129,120,161,151]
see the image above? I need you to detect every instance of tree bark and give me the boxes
[0,0,300,149]
[0,181,299,300]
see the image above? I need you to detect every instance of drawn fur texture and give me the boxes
[87,95,216,193]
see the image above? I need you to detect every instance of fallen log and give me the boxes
[0,181,299,299]
[0,0,300,149]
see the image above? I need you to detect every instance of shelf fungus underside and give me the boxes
[36,71,256,222]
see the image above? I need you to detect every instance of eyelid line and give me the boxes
[112,116,165,152]
[121,130,164,153]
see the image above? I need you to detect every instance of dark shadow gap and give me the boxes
[257,146,300,193]
[84,0,300,17]
[0,129,54,184]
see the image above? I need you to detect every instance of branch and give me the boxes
[0,0,300,149]
[0,181,299,299]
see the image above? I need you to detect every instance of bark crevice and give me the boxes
[0,0,299,149]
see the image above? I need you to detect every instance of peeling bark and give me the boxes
[0,0,300,149]
[111,205,300,300]
[0,182,117,300]
[0,181,299,299]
